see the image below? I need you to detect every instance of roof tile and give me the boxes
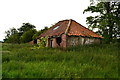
[39,19,103,38]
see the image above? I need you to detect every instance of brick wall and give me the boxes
[67,36,101,47]
[52,38,59,48]
[46,35,101,48]
[60,34,67,48]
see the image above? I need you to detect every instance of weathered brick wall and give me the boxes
[52,38,59,48]
[67,36,101,47]
[46,38,49,47]
[67,36,78,46]
[60,34,67,48]
[93,38,101,44]
[46,35,101,48]
[84,38,94,44]
[47,37,61,48]
[48,34,67,48]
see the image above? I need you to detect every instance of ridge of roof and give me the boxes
[38,19,103,38]
[65,19,72,34]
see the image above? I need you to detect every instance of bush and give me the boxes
[20,29,36,43]
[5,34,21,43]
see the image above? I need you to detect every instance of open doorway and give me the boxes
[34,39,37,44]
[50,40,53,48]
[56,37,62,46]
[48,38,53,48]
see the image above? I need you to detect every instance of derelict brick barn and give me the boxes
[34,19,103,48]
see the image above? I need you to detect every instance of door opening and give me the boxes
[56,37,62,46]
[34,39,37,44]
[50,40,52,48]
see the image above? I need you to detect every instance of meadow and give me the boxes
[2,43,119,78]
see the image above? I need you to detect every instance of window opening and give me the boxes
[53,26,60,30]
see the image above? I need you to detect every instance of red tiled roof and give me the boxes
[39,20,69,37]
[39,19,103,38]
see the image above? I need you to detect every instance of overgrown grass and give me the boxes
[2,43,119,78]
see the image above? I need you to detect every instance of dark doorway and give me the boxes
[48,38,53,48]
[34,39,37,44]
[56,37,62,46]
[50,40,52,48]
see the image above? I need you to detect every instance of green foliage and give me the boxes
[4,23,36,43]
[84,1,120,43]
[18,23,36,33]
[4,27,20,43]
[32,27,48,39]
[38,36,48,47]
[32,30,42,39]
[20,29,36,43]
[31,36,48,49]
[4,23,49,44]
[5,27,18,39]
[5,34,21,44]
[2,43,119,78]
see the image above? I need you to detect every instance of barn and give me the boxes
[31,19,103,48]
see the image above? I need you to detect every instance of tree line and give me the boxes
[4,23,48,44]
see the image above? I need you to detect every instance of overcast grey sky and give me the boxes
[0,0,96,41]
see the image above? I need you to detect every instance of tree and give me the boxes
[32,26,49,39]
[4,23,49,44]
[18,23,36,33]
[5,27,18,39]
[5,30,10,39]
[83,1,120,43]
[4,27,19,43]
[5,34,21,43]
[4,23,36,43]
[20,29,37,43]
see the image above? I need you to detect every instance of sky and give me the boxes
[0,0,96,41]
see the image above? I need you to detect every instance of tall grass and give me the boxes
[2,43,119,78]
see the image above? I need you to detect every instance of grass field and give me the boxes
[2,43,119,78]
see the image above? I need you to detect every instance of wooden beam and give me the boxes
[65,19,72,34]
